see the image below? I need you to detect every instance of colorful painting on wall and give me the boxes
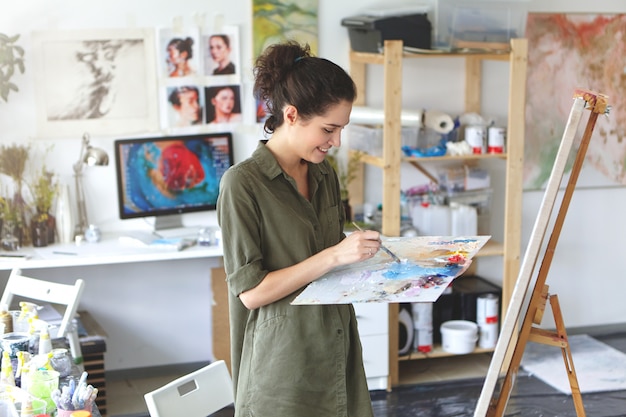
[292,236,490,305]
[252,0,319,59]
[524,14,626,190]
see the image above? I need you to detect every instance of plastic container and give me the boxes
[450,202,478,236]
[342,9,432,53]
[0,400,18,417]
[446,188,492,234]
[15,397,48,416]
[431,0,530,50]
[57,408,92,417]
[348,124,419,157]
[411,203,451,236]
[0,332,31,358]
[440,320,478,354]
[27,369,60,414]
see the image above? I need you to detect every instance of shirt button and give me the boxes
[337,329,343,335]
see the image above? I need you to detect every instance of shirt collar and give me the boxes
[252,140,331,182]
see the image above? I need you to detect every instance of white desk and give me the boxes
[0,232,231,372]
[0,232,223,270]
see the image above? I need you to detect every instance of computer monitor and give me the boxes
[114,132,234,232]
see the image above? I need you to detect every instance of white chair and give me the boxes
[0,268,85,338]
[144,360,234,417]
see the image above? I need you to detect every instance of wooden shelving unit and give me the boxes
[348,38,528,389]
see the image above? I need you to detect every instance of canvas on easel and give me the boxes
[474,89,610,417]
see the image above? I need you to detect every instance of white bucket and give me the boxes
[440,320,478,354]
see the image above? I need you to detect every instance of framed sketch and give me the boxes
[32,28,158,138]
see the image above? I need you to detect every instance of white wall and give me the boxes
[1,0,625,370]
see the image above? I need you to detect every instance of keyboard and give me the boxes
[154,226,202,240]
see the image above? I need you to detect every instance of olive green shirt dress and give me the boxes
[217,141,374,417]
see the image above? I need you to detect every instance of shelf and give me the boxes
[349,37,527,390]
[352,150,508,168]
[399,345,494,361]
[350,48,513,65]
[474,240,503,257]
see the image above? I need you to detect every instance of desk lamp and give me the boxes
[73,132,109,241]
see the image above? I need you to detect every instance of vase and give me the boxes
[46,212,56,244]
[12,221,24,248]
[31,218,49,247]
[55,184,74,244]
[1,221,19,251]
[12,184,30,247]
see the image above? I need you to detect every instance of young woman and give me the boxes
[217,41,380,417]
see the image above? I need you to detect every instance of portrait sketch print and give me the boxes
[158,27,201,79]
[202,26,240,79]
[163,84,206,129]
[33,28,158,138]
[204,84,242,125]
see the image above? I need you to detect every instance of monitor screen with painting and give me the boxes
[114,132,234,231]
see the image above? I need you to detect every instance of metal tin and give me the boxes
[477,293,499,349]
[411,302,433,353]
[488,126,506,153]
[478,322,499,349]
[416,327,433,353]
[465,125,486,154]
[477,293,499,325]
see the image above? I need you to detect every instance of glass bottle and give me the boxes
[50,348,73,378]
[55,184,74,244]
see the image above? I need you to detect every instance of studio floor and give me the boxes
[107,328,626,417]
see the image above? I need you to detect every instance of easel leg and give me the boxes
[549,295,586,416]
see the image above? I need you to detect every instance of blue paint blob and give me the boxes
[382,261,462,280]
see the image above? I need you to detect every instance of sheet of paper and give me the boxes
[292,236,490,305]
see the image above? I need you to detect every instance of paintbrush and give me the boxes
[352,222,402,263]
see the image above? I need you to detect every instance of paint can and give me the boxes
[465,125,485,154]
[488,126,506,154]
[411,302,433,353]
[477,293,499,349]
[440,320,478,354]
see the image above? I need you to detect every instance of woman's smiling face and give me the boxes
[290,100,353,164]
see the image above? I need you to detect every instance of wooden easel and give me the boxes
[474,89,610,417]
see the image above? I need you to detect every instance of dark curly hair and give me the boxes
[253,40,356,134]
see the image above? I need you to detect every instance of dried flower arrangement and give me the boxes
[0,143,59,247]
[29,166,58,221]
[0,143,30,240]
